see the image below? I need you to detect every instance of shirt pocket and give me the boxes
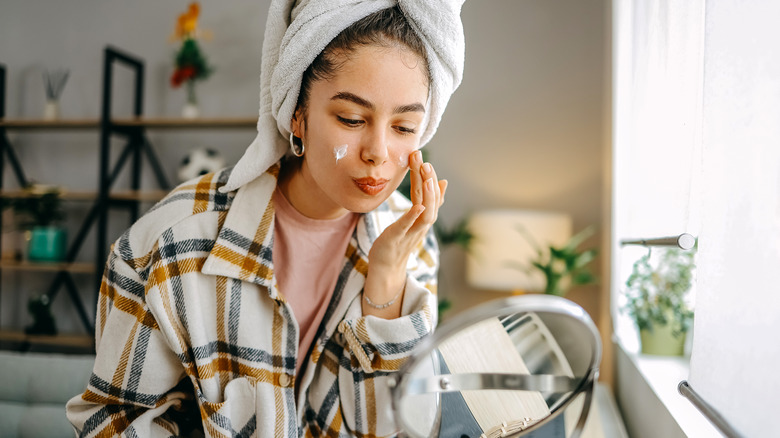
[196,376,258,437]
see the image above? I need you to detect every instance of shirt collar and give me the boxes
[202,164,279,293]
[202,163,403,291]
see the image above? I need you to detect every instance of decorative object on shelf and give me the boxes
[25,293,57,335]
[623,243,696,356]
[170,2,214,118]
[468,210,593,296]
[41,68,69,120]
[177,147,227,182]
[1,184,67,262]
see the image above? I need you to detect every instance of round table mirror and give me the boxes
[390,295,601,438]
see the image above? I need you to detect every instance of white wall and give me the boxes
[0,1,607,337]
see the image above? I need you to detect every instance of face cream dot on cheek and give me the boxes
[333,144,349,163]
[397,152,410,168]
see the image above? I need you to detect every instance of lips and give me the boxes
[353,177,389,196]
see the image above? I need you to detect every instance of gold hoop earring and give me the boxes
[289,132,304,157]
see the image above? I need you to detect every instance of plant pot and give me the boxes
[43,100,61,120]
[182,102,200,119]
[25,294,57,336]
[640,323,686,356]
[27,226,67,262]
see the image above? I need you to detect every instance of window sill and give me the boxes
[614,338,720,437]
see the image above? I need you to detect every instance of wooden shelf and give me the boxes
[0,189,168,202]
[110,189,168,202]
[0,330,93,349]
[111,117,256,129]
[0,259,96,274]
[1,117,257,130]
[0,189,96,201]
[0,119,100,129]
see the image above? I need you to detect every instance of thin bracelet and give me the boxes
[363,287,404,310]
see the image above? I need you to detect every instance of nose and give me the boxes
[360,128,389,166]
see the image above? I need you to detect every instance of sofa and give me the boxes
[0,350,95,438]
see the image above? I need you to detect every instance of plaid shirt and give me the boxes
[66,164,439,437]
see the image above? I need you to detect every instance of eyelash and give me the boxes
[337,116,416,135]
[337,116,364,127]
[396,126,417,135]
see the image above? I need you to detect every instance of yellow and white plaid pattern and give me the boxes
[66,164,439,437]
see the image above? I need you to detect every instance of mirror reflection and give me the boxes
[393,296,601,438]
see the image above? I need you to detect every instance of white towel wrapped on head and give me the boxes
[221,0,466,193]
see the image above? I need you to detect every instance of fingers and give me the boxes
[439,179,448,208]
[402,153,448,243]
[420,163,437,223]
[390,204,426,236]
[409,151,423,206]
[409,151,446,211]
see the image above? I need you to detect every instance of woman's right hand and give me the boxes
[362,150,447,319]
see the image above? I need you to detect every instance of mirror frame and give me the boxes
[390,294,602,438]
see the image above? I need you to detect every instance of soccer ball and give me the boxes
[177,148,226,183]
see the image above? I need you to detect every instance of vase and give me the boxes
[182,102,200,118]
[43,100,60,120]
[182,80,200,118]
[27,226,67,262]
[639,322,686,356]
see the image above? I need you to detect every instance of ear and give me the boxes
[290,107,305,138]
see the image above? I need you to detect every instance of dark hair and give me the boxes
[295,6,430,117]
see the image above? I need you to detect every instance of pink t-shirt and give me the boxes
[272,187,359,374]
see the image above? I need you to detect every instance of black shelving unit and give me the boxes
[95,47,173,295]
[0,64,95,336]
[0,48,255,347]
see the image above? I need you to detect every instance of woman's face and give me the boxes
[291,43,429,218]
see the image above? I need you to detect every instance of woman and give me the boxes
[67,1,464,436]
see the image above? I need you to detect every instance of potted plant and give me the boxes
[2,185,67,262]
[623,245,696,356]
[170,2,214,118]
[25,293,58,335]
[526,226,598,296]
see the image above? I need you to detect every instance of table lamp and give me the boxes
[466,210,572,293]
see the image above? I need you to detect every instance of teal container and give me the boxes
[28,227,67,262]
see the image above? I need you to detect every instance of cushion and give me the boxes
[0,351,94,403]
[0,351,95,438]
[0,402,76,438]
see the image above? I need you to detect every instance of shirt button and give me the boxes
[278,373,293,387]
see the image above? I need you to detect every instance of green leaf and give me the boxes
[573,271,596,286]
[438,298,452,315]
[565,225,595,251]
[436,219,474,250]
[573,249,597,268]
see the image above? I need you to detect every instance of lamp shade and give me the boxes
[466,210,572,292]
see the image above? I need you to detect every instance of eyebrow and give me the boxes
[331,91,425,114]
[394,102,426,114]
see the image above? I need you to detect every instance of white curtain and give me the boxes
[689,1,780,437]
[614,1,780,436]
[611,0,704,351]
